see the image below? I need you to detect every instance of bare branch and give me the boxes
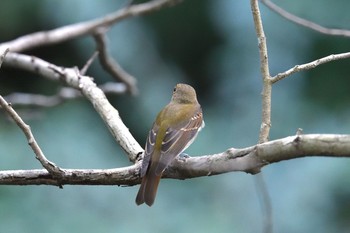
[5,83,127,108]
[3,52,143,161]
[258,1,350,83]
[254,174,273,233]
[3,52,60,81]
[165,134,350,177]
[0,95,63,176]
[271,52,350,83]
[80,51,99,75]
[99,82,128,94]
[261,0,350,37]
[1,134,350,185]
[93,27,138,95]
[0,0,183,52]
[0,47,9,68]
[251,0,272,144]
[0,166,139,186]
[250,1,273,231]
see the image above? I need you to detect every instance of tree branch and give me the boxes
[93,28,138,95]
[4,83,127,108]
[80,51,99,75]
[0,95,63,176]
[271,52,350,83]
[3,52,143,162]
[0,0,182,53]
[0,48,9,68]
[0,166,139,186]
[0,134,349,185]
[261,0,350,38]
[251,1,274,231]
[251,0,272,144]
[257,1,350,83]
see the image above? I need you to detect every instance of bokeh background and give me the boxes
[1,0,350,232]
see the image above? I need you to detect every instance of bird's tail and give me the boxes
[135,174,161,206]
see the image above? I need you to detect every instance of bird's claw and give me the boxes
[178,153,190,161]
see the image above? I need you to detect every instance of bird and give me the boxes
[135,83,204,206]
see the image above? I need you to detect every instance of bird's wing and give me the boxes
[140,123,158,177]
[154,111,203,175]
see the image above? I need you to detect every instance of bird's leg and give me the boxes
[177,153,190,162]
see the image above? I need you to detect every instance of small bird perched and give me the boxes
[135,83,204,206]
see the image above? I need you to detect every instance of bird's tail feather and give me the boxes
[135,174,161,206]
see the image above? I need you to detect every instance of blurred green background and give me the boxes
[1,0,350,232]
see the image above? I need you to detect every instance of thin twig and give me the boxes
[0,0,183,53]
[93,28,138,95]
[259,1,350,83]
[271,52,350,83]
[99,82,127,94]
[4,82,127,107]
[80,51,99,75]
[0,95,63,176]
[261,0,350,37]
[0,48,9,68]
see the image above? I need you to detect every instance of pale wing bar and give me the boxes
[155,111,203,175]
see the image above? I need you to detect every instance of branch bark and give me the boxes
[0,48,9,68]
[0,95,63,176]
[251,0,272,144]
[0,0,182,53]
[93,28,138,95]
[261,0,350,37]
[4,82,127,107]
[3,52,143,162]
[258,1,350,85]
[0,134,349,185]
[271,52,350,83]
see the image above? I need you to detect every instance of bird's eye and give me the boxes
[173,87,177,92]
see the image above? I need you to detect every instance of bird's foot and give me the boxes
[178,153,190,162]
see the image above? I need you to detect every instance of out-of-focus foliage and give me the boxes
[0,0,350,232]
